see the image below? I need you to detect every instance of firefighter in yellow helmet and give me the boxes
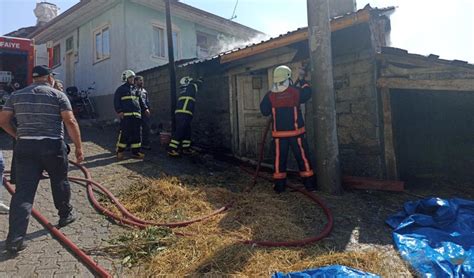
[114,70,149,160]
[259,65,316,193]
[168,76,203,157]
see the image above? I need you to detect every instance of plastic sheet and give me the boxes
[272,265,380,277]
[387,197,474,277]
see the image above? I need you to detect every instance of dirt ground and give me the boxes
[1,124,472,277]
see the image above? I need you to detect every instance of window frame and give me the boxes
[52,43,61,68]
[151,21,181,60]
[65,36,74,53]
[92,24,111,64]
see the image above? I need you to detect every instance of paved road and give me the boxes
[0,126,144,277]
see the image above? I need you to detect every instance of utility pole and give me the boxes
[306,0,342,194]
[165,0,177,131]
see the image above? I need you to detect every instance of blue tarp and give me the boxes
[386,197,474,278]
[272,265,380,278]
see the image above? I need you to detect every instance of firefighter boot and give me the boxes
[131,152,145,159]
[116,152,125,160]
[303,176,317,192]
[182,148,197,156]
[167,149,180,157]
[274,179,286,194]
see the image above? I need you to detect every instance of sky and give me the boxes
[1,0,473,62]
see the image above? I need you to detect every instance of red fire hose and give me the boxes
[2,177,112,278]
[1,119,334,276]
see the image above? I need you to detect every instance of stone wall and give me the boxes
[304,23,385,178]
[139,21,386,178]
[333,51,383,178]
[138,60,232,152]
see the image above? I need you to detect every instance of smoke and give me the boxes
[216,33,271,54]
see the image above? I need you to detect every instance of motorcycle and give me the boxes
[66,82,97,119]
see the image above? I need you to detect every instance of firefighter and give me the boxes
[167,76,202,157]
[114,70,149,160]
[259,65,316,193]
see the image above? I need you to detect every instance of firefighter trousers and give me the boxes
[116,116,142,154]
[273,135,315,188]
[168,113,193,151]
[141,114,151,146]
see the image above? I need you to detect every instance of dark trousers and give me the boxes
[273,135,315,186]
[141,114,151,146]
[7,139,72,245]
[117,117,142,154]
[10,139,16,184]
[168,113,193,150]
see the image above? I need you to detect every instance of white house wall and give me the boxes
[73,1,126,119]
[75,2,125,96]
[124,0,197,72]
[43,0,258,119]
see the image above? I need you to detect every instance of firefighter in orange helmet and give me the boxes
[259,65,316,193]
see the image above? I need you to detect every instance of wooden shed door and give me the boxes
[236,74,272,160]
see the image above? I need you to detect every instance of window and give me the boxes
[93,25,110,63]
[172,31,180,59]
[152,24,180,59]
[196,31,218,58]
[66,37,74,52]
[152,26,165,58]
[52,44,61,67]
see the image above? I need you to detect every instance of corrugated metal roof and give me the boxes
[381,47,474,69]
[178,5,395,67]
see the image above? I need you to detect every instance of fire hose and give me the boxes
[1,119,333,276]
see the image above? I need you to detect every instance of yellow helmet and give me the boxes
[122,70,135,82]
[180,76,193,86]
[273,65,292,83]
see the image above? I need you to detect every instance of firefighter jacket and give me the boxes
[175,80,202,116]
[114,83,148,118]
[260,80,311,138]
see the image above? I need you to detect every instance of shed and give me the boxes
[139,5,474,182]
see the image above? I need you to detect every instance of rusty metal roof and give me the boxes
[178,5,395,67]
[380,47,474,69]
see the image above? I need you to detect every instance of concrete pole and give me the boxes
[165,0,177,132]
[306,0,342,194]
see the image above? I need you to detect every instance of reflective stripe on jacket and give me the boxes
[175,81,200,116]
[114,83,147,118]
[259,81,312,138]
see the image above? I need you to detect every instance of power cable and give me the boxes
[230,0,239,20]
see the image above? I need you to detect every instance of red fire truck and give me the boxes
[0,36,35,90]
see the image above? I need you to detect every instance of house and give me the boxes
[26,0,263,119]
[138,5,474,182]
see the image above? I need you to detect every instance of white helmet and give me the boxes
[180,76,193,86]
[122,70,135,82]
[273,65,292,84]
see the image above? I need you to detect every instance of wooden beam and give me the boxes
[381,64,474,77]
[381,87,398,180]
[377,77,474,91]
[220,9,371,64]
[343,176,404,192]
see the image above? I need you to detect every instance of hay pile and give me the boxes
[104,169,403,277]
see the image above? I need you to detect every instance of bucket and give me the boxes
[159,132,171,146]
